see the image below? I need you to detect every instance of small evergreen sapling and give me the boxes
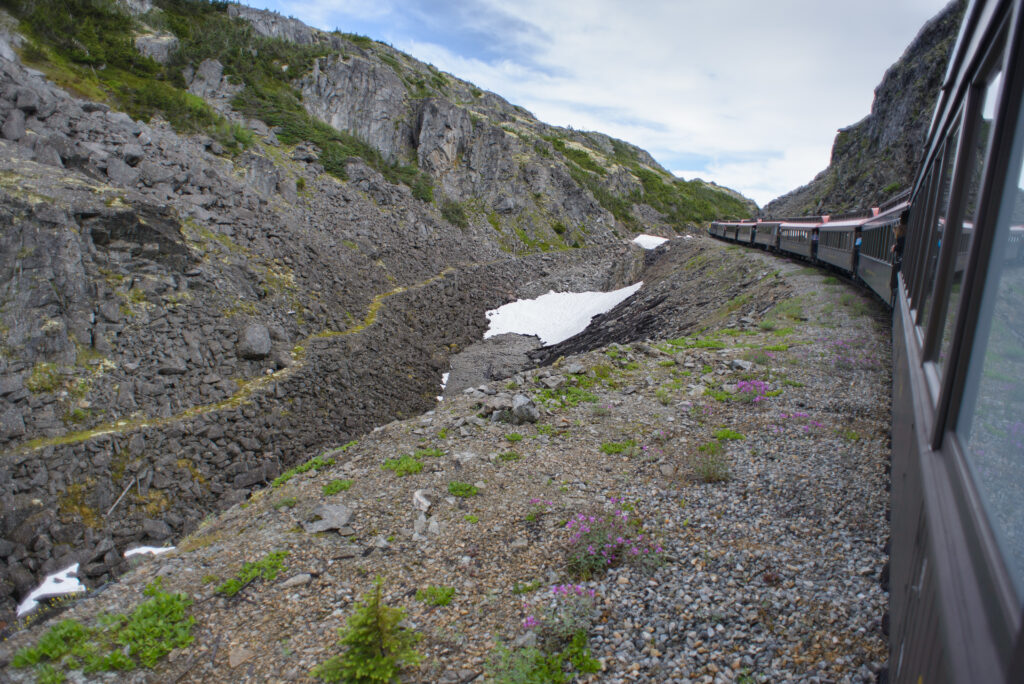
[311,577,421,682]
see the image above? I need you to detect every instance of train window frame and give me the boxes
[924,37,1009,406]
[932,3,1024,657]
[915,156,943,301]
[920,105,968,405]
[918,125,963,340]
[908,155,943,316]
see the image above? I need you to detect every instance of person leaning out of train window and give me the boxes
[890,210,909,295]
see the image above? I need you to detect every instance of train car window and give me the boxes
[940,68,1005,374]
[920,128,962,330]
[909,157,942,308]
[955,91,1024,603]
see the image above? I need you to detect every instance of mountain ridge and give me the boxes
[763,0,965,216]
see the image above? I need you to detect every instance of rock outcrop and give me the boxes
[763,1,965,217]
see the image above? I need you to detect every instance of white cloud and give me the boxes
[252,0,952,206]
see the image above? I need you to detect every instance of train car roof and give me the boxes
[861,201,910,229]
[819,216,873,230]
[778,220,822,229]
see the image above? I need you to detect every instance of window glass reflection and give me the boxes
[940,71,1003,373]
[958,102,1024,601]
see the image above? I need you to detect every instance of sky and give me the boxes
[250,0,953,206]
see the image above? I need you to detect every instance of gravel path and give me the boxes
[0,244,892,683]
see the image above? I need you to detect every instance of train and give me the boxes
[709,195,911,307]
[710,1,1024,681]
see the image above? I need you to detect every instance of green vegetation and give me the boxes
[440,198,469,228]
[273,497,298,510]
[7,0,250,151]
[541,130,750,232]
[464,514,479,524]
[498,450,521,462]
[511,579,541,594]
[713,428,745,441]
[693,445,730,483]
[311,578,421,683]
[323,479,353,496]
[415,585,455,606]
[505,432,524,443]
[26,362,61,393]
[447,481,479,497]
[382,453,424,477]
[6,0,432,198]
[12,579,194,678]
[488,631,600,684]
[216,550,289,596]
[600,440,637,455]
[272,442,357,487]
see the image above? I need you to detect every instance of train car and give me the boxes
[889,0,1024,681]
[723,222,739,242]
[857,202,908,306]
[777,219,820,259]
[754,221,781,250]
[736,221,757,244]
[708,222,722,238]
[817,216,871,273]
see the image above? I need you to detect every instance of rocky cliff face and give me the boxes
[762,1,965,217]
[0,0,751,628]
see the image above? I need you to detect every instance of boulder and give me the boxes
[238,323,272,359]
[2,108,25,141]
[511,394,540,424]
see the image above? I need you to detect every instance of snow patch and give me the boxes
[484,282,643,346]
[16,564,85,617]
[632,234,669,249]
[124,545,176,558]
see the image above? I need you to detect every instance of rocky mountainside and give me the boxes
[762,0,965,217]
[0,0,753,627]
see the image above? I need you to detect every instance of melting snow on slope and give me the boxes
[437,372,450,401]
[16,564,86,616]
[124,546,176,558]
[484,282,643,346]
[632,234,669,249]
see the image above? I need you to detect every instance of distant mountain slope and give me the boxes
[763,1,965,217]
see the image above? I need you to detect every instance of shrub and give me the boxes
[693,449,730,483]
[505,432,524,443]
[382,454,423,477]
[26,362,61,393]
[323,479,352,496]
[216,550,289,596]
[273,441,356,487]
[440,199,468,228]
[735,379,770,403]
[713,428,744,441]
[12,579,193,678]
[311,578,421,683]
[415,585,455,606]
[499,450,521,462]
[448,481,478,497]
[599,439,636,456]
[563,504,663,580]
